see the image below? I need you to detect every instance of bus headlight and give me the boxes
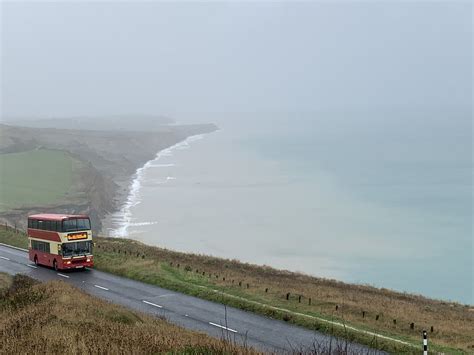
[66,261,71,265]
[86,258,91,262]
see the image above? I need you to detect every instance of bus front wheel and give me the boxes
[53,260,58,271]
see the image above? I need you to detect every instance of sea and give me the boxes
[108,110,473,304]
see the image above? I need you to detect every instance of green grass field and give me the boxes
[0,149,79,212]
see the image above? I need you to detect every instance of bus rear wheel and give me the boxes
[53,260,58,271]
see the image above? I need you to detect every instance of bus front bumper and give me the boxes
[61,257,93,269]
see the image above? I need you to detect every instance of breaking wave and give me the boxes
[110,134,204,237]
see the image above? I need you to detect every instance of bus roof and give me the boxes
[28,214,89,221]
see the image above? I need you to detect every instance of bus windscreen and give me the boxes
[62,241,92,256]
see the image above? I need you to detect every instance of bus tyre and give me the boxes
[34,256,38,265]
[53,260,58,271]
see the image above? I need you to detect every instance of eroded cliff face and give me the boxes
[0,123,218,233]
[75,159,117,233]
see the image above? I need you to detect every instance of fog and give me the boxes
[0,1,472,303]
[1,1,471,121]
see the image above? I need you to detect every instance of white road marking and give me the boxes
[0,256,10,260]
[27,264,37,269]
[185,314,189,317]
[142,300,163,308]
[57,273,69,278]
[209,322,238,333]
[94,285,109,291]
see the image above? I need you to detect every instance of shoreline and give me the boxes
[99,128,470,305]
[0,122,218,233]
[101,133,207,238]
[2,123,470,304]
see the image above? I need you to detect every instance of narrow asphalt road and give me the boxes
[0,244,382,354]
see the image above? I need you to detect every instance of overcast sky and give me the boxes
[0,1,472,119]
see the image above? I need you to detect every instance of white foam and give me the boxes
[188,134,204,142]
[129,221,158,227]
[110,134,205,237]
[149,163,176,168]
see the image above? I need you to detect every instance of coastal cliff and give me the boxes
[0,122,218,232]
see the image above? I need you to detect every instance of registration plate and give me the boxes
[75,266,84,269]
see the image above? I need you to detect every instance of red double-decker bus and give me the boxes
[27,214,94,270]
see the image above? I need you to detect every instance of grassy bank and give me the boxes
[0,272,255,354]
[0,227,28,249]
[1,230,472,354]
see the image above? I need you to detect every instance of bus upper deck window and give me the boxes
[77,219,90,230]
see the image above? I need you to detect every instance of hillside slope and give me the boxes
[1,229,472,354]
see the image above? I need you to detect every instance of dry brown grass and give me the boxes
[0,273,257,354]
[0,273,12,291]
[95,237,474,353]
